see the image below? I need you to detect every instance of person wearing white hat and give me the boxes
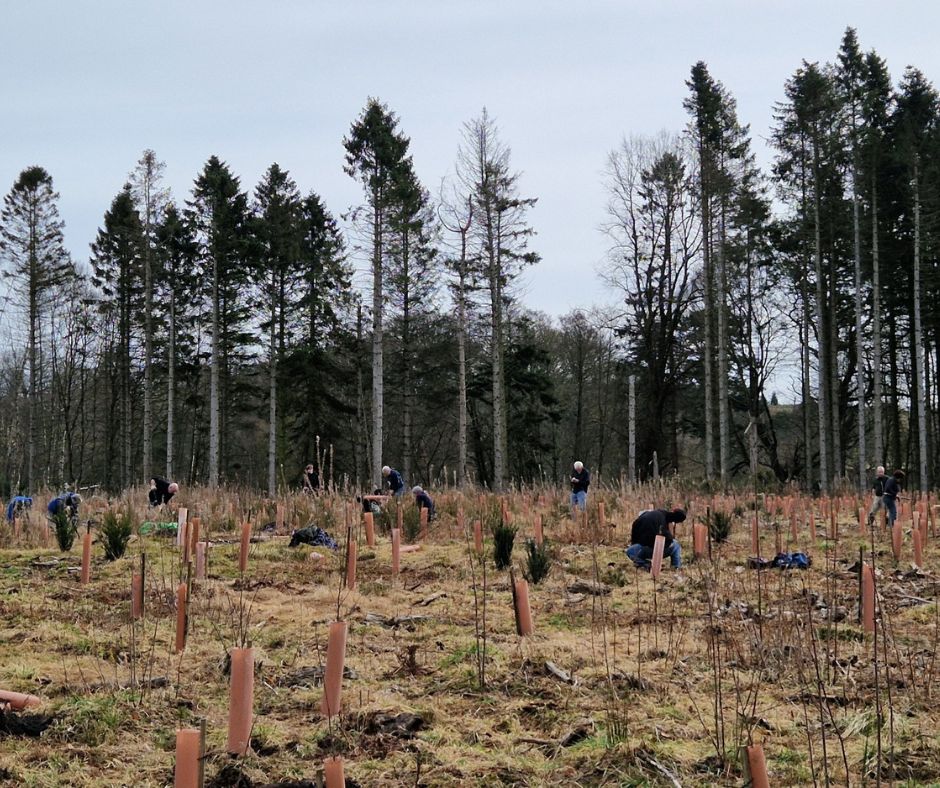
[570,461,590,511]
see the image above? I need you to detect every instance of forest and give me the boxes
[1,26,938,496]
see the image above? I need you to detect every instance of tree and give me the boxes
[90,186,145,488]
[344,98,412,488]
[0,166,73,489]
[253,163,303,495]
[457,109,538,489]
[129,150,170,479]
[187,157,251,487]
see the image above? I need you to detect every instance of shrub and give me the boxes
[51,511,77,552]
[709,510,732,543]
[100,509,134,561]
[523,538,552,585]
[492,522,517,570]
[402,504,421,543]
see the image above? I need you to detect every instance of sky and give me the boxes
[2,0,940,324]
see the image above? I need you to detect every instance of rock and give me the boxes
[567,579,611,596]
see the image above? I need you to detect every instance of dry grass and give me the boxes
[0,486,939,786]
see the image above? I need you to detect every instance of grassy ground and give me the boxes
[1,487,940,786]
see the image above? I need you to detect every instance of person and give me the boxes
[47,492,81,519]
[359,489,388,516]
[302,464,320,495]
[867,465,889,527]
[382,465,405,497]
[412,486,435,520]
[883,469,905,527]
[149,476,179,507]
[626,507,685,570]
[570,461,590,511]
[6,495,32,523]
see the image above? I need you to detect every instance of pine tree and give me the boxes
[187,157,251,487]
[90,186,145,488]
[344,98,412,488]
[0,166,74,489]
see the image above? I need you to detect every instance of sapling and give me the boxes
[100,509,134,560]
[492,521,517,570]
[51,510,77,552]
[522,537,552,585]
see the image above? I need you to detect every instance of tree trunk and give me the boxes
[166,285,175,478]
[702,173,715,481]
[872,180,883,466]
[401,233,413,483]
[628,374,636,484]
[371,197,384,490]
[913,162,929,491]
[142,195,153,481]
[853,166,866,489]
[812,139,830,493]
[208,253,220,487]
[267,276,277,497]
[456,243,468,486]
[717,197,730,484]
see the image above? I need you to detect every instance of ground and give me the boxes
[0,486,939,786]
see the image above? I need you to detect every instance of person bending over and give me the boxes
[626,507,685,570]
[412,486,435,520]
[149,476,179,507]
[382,465,405,497]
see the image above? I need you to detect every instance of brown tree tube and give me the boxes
[189,517,201,554]
[195,542,207,581]
[346,539,357,590]
[226,647,254,755]
[861,564,875,633]
[174,728,200,788]
[364,512,375,547]
[892,523,902,561]
[913,527,924,569]
[132,573,143,619]
[324,755,345,788]
[533,516,543,547]
[650,534,665,579]
[419,506,428,540]
[391,528,400,575]
[513,579,534,636]
[80,532,92,584]
[320,621,349,718]
[473,520,483,554]
[745,743,770,788]
[239,522,250,573]
[181,521,191,565]
[276,504,285,530]
[693,524,706,559]
[0,690,41,709]
[175,582,188,654]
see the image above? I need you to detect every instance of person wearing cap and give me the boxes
[867,465,889,528]
[149,476,179,507]
[382,465,405,497]
[6,495,33,523]
[47,491,81,519]
[412,486,435,520]
[570,461,590,511]
[626,507,685,569]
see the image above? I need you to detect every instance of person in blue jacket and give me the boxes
[382,465,406,497]
[6,496,32,523]
[47,492,81,519]
[412,486,435,520]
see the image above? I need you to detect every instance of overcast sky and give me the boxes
[3,0,939,322]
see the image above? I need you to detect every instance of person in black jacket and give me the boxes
[867,465,888,527]
[412,486,435,520]
[626,507,686,569]
[883,470,905,527]
[149,476,179,507]
[302,464,320,495]
[570,461,590,511]
[382,465,406,497]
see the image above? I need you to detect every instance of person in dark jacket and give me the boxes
[6,496,32,523]
[47,492,81,519]
[412,486,435,520]
[382,465,405,497]
[867,465,888,527]
[302,464,320,495]
[570,461,590,511]
[883,470,905,527]
[149,476,179,507]
[626,507,686,569]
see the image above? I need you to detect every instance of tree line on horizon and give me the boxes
[0,27,937,496]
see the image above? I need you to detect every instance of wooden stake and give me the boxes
[346,539,357,591]
[175,582,188,654]
[80,531,92,585]
[862,564,875,633]
[391,528,400,575]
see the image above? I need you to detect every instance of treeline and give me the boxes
[1,28,938,495]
